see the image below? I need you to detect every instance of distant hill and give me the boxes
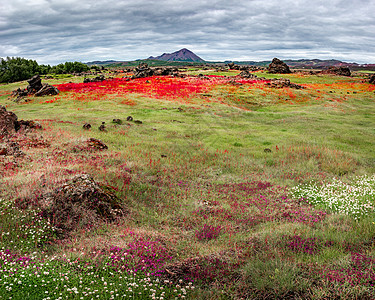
[148,48,205,62]
[86,60,119,66]
[226,59,375,70]
[86,56,375,71]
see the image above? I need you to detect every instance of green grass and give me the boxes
[1,70,375,299]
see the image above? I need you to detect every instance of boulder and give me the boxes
[11,75,59,98]
[34,84,59,96]
[237,70,258,79]
[368,74,375,84]
[0,106,42,135]
[267,58,291,74]
[83,123,92,130]
[83,75,105,83]
[37,174,123,235]
[86,138,108,150]
[153,67,179,76]
[132,63,154,78]
[27,75,43,94]
[0,105,18,135]
[265,78,304,89]
[322,66,351,76]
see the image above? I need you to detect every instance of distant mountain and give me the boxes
[86,60,119,66]
[283,59,375,70]
[228,59,375,70]
[86,56,375,71]
[148,48,205,62]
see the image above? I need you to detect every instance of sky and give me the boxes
[1,0,375,65]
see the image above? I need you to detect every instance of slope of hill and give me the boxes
[148,48,205,62]
[86,56,375,71]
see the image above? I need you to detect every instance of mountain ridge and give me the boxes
[85,51,375,70]
[147,48,205,62]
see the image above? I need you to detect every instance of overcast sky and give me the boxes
[1,0,374,65]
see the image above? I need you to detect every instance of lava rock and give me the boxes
[34,84,59,96]
[0,105,18,135]
[265,78,304,89]
[83,75,105,83]
[98,122,106,131]
[267,58,291,74]
[38,174,123,236]
[83,123,92,130]
[368,74,375,84]
[322,66,351,76]
[86,138,108,150]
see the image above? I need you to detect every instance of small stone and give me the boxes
[99,122,106,131]
[86,138,108,150]
[83,123,91,130]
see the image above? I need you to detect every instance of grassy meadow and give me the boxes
[0,68,375,299]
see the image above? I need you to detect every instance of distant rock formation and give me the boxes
[265,78,305,89]
[237,70,258,79]
[83,75,105,83]
[132,63,154,78]
[321,66,351,76]
[132,63,180,78]
[267,58,291,74]
[148,48,205,62]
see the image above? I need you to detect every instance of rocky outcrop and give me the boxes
[237,70,258,79]
[133,63,154,78]
[0,106,42,136]
[34,174,124,236]
[34,84,59,96]
[11,75,59,99]
[322,66,351,76]
[131,63,181,78]
[368,74,375,84]
[27,74,43,93]
[153,67,179,76]
[265,78,305,89]
[0,105,18,135]
[83,75,105,83]
[267,58,291,74]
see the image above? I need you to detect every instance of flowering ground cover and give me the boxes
[292,175,375,220]
[0,69,375,298]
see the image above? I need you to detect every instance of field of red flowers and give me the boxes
[55,75,270,109]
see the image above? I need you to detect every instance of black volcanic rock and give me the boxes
[148,48,204,62]
[11,75,59,98]
[322,66,351,76]
[268,58,291,74]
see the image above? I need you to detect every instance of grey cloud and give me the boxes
[0,0,374,64]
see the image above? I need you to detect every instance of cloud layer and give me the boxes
[1,0,374,64]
